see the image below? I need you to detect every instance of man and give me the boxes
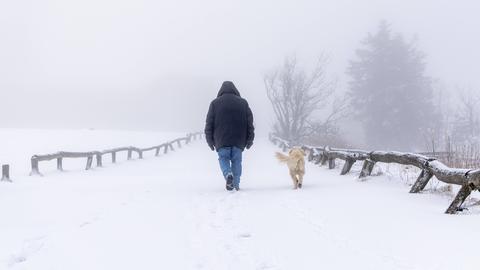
[205,81,255,191]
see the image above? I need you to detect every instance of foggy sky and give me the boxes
[1,0,479,135]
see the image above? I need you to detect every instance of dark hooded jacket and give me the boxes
[205,81,255,151]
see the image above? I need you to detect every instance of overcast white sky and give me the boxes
[1,0,479,133]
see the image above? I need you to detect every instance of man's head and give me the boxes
[218,81,241,97]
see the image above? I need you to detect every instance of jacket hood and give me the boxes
[217,81,241,97]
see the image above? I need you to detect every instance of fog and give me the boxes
[1,0,479,142]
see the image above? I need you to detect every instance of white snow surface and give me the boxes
[0,130,479,270]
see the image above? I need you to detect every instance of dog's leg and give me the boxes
[298,173,304,189]
[290,171,298,189]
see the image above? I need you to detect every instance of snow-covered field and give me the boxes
[0,130,479,270]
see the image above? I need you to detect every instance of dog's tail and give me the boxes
[275,152,290,163]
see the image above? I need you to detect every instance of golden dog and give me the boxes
[276,148,306,189]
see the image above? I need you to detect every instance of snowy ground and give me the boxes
[0,130,479,270]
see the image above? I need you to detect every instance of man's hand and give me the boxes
[209,144,215,151]
[246,141,253,149]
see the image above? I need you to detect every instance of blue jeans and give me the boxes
[217,147,243,189]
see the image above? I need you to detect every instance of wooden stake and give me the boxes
[86,156,93,170]
[328,158,336,169]
[341,159,355,175]
[359,160,375,178]
[1,164,12,182]
[446,184,473,214]
[409,170,433,193]
[96,154,103,167]
[57,158,63,171]
[30,158,41,176]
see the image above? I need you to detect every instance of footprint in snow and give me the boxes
[79,221,91,228]
[79,216,100,228]
[238,233,252,239]
[257,262,277,270]
[8,237,46,267]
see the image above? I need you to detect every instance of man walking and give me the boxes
[205,81,255,191]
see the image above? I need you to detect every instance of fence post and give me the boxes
[341,159,355,175]
[30,157,41,176]
[127,149,132,160]
[138,151,143,159]
[155,147,160,156]
[313,154,322,165]
[112,152,117,163]
[320,154,328,166]
[169,143,174,151]
[86,156,93,170]
[307,150,314,162]
[177,140,182,148]
[409,170,433,193]
[328,157,336,169]
[359,159,376,179]
[96,153,103,167]
[57,157,63,171]
[1,164,12,182]
[446,183,473,214]
[164,144,169,154]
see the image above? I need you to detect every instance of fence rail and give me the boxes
[30,132,204,176]
[269,134,480,214]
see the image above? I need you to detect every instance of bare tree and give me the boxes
[264,55,346,145]
[427,86,480,168]
[453,87,480,143]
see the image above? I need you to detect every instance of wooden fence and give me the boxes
[1,164,11,182]
[269,134,480,214]
[30,132,204,176]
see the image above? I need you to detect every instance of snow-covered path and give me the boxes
[1,138,479,270]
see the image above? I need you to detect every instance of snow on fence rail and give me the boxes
[30,132,204,176]
[269,134,480,214]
